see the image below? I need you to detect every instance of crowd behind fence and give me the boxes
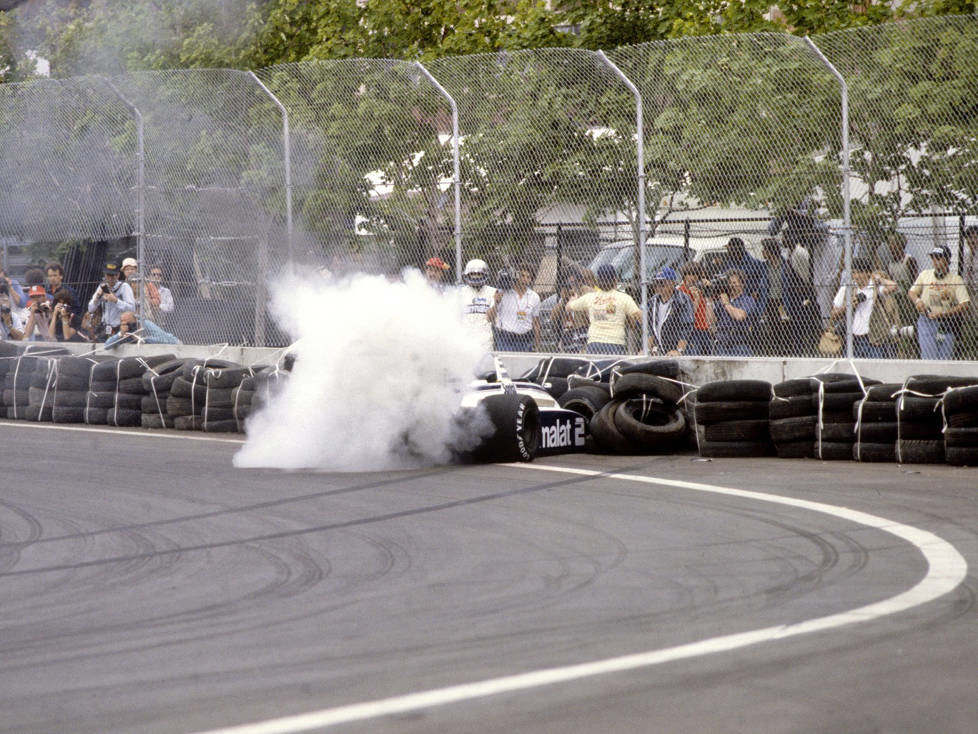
[0,15,977,359]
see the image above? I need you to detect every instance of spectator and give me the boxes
[147,264,175,324]
[459,258,496,351]
[830,257,898,359]
[0,267,26,308]
[88,262,136,341]
[908,245,971,360]
[0,290,27,340]
[961,226,978,359]
[487,263,541,352]
[45,263,79,314]
[564,263,641,355]
[678,261,715,356]
[712,269,756,357]
[759,237,812,356]
[648,267,693,356]
[21,285,53,341]
[121,257,138,281]
[424,256,450,290]
[104,311,179,349]
[47,289,90,342]
[550,268,591,353]
[724,237,769,315]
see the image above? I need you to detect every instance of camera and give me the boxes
[889,324,915,339]
[497,268,515,291]
[100,283,111,294]
[39,301,51,312]
[702,274,728,299]
[0,284,8,296]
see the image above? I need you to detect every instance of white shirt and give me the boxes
[459,284,496,349]
[494,288,540,334]
[832,283,877,336]
[158,285,175,313]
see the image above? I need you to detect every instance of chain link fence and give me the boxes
[0,15,977,357]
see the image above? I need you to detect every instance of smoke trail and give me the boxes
[233,270,492,471]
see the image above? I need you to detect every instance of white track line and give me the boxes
[192,462,968,734]
[0,421,244,443]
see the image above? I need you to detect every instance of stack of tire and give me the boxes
[895,375,978,464]
[86,355,176,427]
[943,384,978,466]
[810,374,880,461]
[3,347,70,420]
[852,383,902,462]
[28,353,100,424]
[231,366,288,430]
[769,378,819,458]
[584,360,688,454]
[168,359,252,432]
[141,358,195,429]
[693,379,773,458]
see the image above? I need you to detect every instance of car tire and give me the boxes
[588,400,634,454]
[853,442,896,462]
[557,386,612,422]
[695,400,770,424]
[613,399,687,445]
[696,379,771,403]
[611,372,683,404]
[896,439,945,464]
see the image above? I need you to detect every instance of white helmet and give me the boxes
[463,258,489,286]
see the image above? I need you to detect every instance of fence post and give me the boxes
[97,77,145,314]
[596,50,648,356]
[415,62,463,284]
[248,71,293,264]
[805,37,853,360]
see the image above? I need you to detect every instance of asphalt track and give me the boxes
[2,421,977,734]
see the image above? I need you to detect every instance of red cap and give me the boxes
[28,285,46,298]
[425,257,449,271]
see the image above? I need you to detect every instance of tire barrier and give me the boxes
[852,383,902,462]
[895,375,978,465]
[694,379,773,458]
[810,374,880,461]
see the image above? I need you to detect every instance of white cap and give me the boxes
[122,257,138,269]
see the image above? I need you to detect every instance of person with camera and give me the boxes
[648,267,693,357]
[0,268,26,309]
[87,262,136,341]
[908,245,970,360]
[45,263,79,314]
[677,261,716,355]
[46,289,89,342]
[21,285,54,341]
[487,263,541,352]
[104,310,179,349]
[564,263,641,355]
[830,257,898,359]
[712,269,757,356]
[0,290,27,340]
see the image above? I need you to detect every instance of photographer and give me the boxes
[487,263,541,352]
[0,268,26,309]
[22,285,54,341]
[104,311,179,349]
[47,289,89,342]
[87,262,135,341]
[678,261,715,355]
[0,292,26,341]
[712,269,757,356]
[830,257,898,359]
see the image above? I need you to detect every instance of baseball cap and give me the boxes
[105,262,120,275]
[28,285,46,298]
[425,257,449,271]
[928,245,951,260]
[652,266,678,282]
[122,257,138,269]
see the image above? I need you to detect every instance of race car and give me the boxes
[458,357,588,463]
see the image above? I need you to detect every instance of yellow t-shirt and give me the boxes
[566,288,641,346]
[908,269,970,317]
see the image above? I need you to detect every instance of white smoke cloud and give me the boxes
[233,270,492,471]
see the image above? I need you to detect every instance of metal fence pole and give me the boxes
[596,50,648,356]
[97,76,146,316]
[805,37,853,360]
[415,62,462,283]
[248,71,293,263]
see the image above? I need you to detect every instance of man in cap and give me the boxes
[424,256,450,290]
[960,226,978,359]
[648,266,693,356]
[565,263,641,355]
[21,285,53,341]
[908,245,970,360]
[88,262,136,341]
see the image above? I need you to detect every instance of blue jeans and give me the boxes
[917,315,954,360]
[495,329,533,352]
[853,335,886,359]
[687,329,714,356]
[585,342,626,355]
